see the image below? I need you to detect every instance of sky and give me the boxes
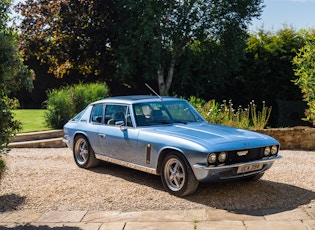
[11,0,315,32]
[249,0,315,31]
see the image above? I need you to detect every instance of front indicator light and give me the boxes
[264,147,271,156]
[271,145,278,155]
[218,152,227,163]
[208,153,217,164]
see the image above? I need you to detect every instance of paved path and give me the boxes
[0,206,314,230]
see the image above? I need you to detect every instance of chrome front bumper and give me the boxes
[193,155,282,171]
[192,155,282,181]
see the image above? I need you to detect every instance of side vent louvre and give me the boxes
[146,144,151,164]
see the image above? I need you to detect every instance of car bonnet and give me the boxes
[149,122,277,148]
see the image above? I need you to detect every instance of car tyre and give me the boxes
[73,135,99,168]
[161,152,199,196]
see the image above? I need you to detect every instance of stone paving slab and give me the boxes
[35,211,87,223]
[137,209,207,222]
[0,211,42,223]
[262,209,311,221]
[244,220,306,230]
[195,220,245,230]
[206,209,264,221]
[0,222,102,230]
[303,220,315,230]
[82,211,141,223]
[99,222,126,230]
[0,207,314,230]
[124,221,195,230]
[306,207,315,219]
[43,222,103,230]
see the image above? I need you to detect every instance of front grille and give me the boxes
[226,148,264,165]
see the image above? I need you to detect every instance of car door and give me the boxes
[84,103,104,154]
[98,104,140,164]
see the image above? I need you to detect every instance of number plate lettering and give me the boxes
[237,163,263,174]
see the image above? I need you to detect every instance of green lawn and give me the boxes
[13,109,51,133]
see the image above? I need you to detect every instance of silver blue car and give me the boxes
[63,95,281,196]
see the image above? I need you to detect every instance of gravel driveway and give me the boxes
[0,148,314,212]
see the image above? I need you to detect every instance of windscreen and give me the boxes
[133,100,204,126]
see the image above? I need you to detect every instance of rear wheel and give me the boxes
[73,135,99,168]
[161,152,199,196]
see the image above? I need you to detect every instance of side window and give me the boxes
[105,104,132,127]
[90,104,104,124]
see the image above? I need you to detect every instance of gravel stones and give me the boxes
[0,149,314,212]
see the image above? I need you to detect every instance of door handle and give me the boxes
[98,134,106,138]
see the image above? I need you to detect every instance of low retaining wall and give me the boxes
[257,127,315,150]
[8,128,315,150]
[9,130,65,148]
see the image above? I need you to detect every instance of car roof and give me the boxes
[92,95,185,105]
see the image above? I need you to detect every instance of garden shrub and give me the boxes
[45,88,74,129]
[0,95,21,153]
[0,96,21,180]
[189,97,272,130]
[45,82,109,129]
[293,34,315,126]
[1,0,33,180]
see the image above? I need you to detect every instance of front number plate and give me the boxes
[237,163,263,174]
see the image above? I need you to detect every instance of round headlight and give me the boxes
[218,152,227,163]
[208,153,217,164]
[264,146,271,156]
[271,145,278,155]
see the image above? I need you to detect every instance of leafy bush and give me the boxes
[45,88,74,129]
[0,95,21,153]
[45,82,109,129]
[293,34,315,126]
[189,96,272,129]
[0,95,21,180]
[1,0,33,180]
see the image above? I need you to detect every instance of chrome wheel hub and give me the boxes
[164,158,185,191]
[75,139,88,165]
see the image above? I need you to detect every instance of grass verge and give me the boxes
[13,109,51,133]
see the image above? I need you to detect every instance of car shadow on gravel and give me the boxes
[90,161,315,216]
[0,194,26,212]
[187,180,315,215]
[90,161,163,190]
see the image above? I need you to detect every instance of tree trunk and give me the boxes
[157,66,166,95]
[157,59,175,96]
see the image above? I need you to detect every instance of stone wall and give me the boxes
[257,127,315,150]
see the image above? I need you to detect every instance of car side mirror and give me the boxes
[115,120,126,130]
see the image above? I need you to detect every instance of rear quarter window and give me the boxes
[90,104,104,124]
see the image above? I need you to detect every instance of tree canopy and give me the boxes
[16,0,113,79]
[113,0,263,95]
[16,0,263,95]
[231,27,306,103]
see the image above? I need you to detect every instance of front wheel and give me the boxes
[161,152,199,196]
[73,135,99,168]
